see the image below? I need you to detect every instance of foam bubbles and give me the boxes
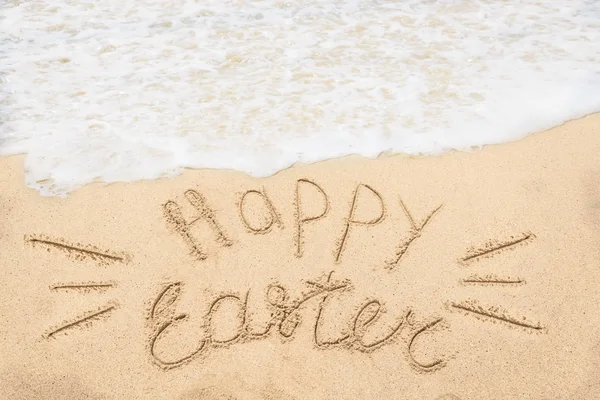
[1,1,600,195]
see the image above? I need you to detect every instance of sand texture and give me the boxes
[1,114,600,399]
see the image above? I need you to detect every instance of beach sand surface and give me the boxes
[1,114,600,399]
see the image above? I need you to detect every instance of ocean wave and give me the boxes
[1,0,600,195]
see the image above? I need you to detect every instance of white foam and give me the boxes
[1,0,600,196]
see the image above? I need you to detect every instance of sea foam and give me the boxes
[1,1,600,196]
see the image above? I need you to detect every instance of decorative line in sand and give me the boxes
[460,275,525,286]
[25,234,130,265]
[449,301,544,331]
[49,282,116,291]
[460,232,535,264]
[44,302,118,339]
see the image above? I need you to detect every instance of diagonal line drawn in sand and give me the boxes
[26,234,131,265]
[460,232,535,264]
[44,302,118,339]
[448,301,544,331]
[386,198,443,269]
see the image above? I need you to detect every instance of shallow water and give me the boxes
[1,0,600,195]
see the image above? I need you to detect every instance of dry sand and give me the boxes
[1,114,600,399]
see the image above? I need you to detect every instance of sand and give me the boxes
[1,113,600,399]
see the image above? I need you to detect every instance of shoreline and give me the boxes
[3,112,600,198]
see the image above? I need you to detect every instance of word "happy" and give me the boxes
[163,180,442,265]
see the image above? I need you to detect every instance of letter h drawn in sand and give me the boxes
[25,234,129,339]
[164,189,233,260]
